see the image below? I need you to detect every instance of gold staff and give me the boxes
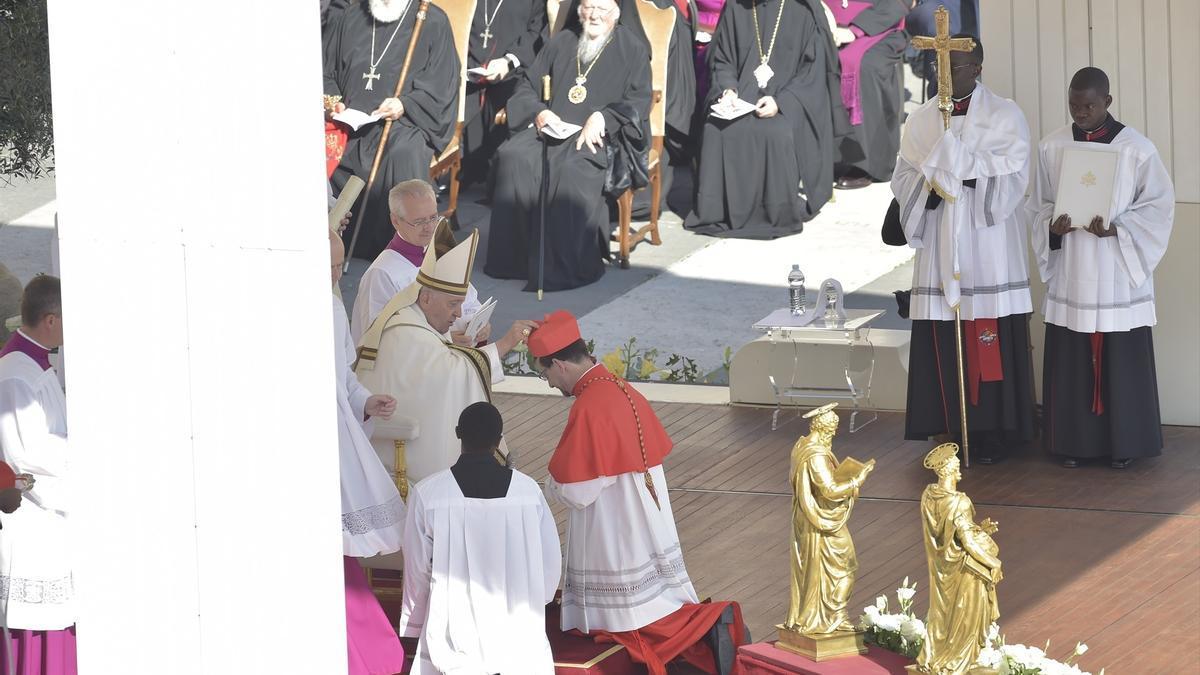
[910,6,976,467]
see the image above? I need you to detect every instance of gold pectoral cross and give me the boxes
[480,26,494,48]
[362,66,382,91]
[910,6,976,130]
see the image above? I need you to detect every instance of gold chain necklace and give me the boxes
[751,0,785,88]
[568,34,615,105]
[577,375,662,510]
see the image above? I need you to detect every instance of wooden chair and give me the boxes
[614,0,672,268]
[429,0,479,228]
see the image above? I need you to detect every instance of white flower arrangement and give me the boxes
[858,577,925,658]
[974,626,1102,675]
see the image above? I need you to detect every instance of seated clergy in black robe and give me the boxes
[324,0,460,259]
[559,0,697,217]
[685,0,844,239]
[458,0,547,186]
[484,0,651,291]
[827,0,909,188]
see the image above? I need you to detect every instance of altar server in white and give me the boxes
[330,231,404,556]
[0,275,76,672]
[354,231,537,486]
[399,402,560,675]
[350,179,485,345]
[1026,67,1174,469]
[892,37,1035,463]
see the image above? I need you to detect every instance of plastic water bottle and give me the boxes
[788,265,806,316]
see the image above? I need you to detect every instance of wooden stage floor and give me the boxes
[496,393,1200,674]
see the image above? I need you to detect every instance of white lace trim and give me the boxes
[342,495,404,536]
[0,574,73,605]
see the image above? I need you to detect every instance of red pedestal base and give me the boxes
[737,642,913,675]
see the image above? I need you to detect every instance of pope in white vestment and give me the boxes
[399,402,560,675]
[355,231,536,487]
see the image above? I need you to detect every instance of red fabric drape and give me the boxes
[585,601,746,675]
[325,121,348,178]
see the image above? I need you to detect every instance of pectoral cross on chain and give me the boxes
[479,26,494,48]
[910,5,976,130]
[362,66,382,91]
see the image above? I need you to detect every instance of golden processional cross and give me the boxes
[911,6,977,130]
[911,6,977,467]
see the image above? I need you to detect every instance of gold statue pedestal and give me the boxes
[776,626,868,662]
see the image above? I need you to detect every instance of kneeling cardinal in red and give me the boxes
[529,311,747,674]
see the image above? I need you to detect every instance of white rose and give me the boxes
[862,606,880,627]
[896,586,916,603]
[874,613,902,633]
[899,616,925,642]
[975,647,1002,668]
[875,595,888,611]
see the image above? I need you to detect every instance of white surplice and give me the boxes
[333,294,405,557]
[0,347,73,630]
[355,304,503,485]
[892,83,1033,321]
[350,249,483,345]
[546,464,699,633]
[1026,125,1175,333]
[399,468,560,675]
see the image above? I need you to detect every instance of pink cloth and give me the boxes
[829,1,903,126]
[0,627,77,675]
[735,642,911,674]
[344,557,405,675]
[693,0,725,103]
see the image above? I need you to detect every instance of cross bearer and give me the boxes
[892,27,1035,464]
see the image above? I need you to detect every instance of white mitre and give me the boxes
[356,230,479,371]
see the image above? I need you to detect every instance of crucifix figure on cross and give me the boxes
[363,65,382,91]
[911,5,976,131]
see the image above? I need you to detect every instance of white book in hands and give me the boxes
[465,297,498,341]
[1053,144,1119,229]
[466,66,492,80]
[710,97,757,121]
[332,108,384,132]
[541,119,583,140]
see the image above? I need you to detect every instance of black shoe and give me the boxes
[1062,458,1079,468]
[1111,458,1133,469]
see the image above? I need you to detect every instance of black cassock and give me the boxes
[561,0,697,217]
[686,0,845,239]
[832,0,908,182]
[460,0,547,185]
[484,27,651,291]
[323,1,460,259]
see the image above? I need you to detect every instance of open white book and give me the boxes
[466,297,497,341]
[1053,144,1119,228]
[710,97,757,121]
[541,119,583,140]
[332,108,384,132]
[466,66,492,80]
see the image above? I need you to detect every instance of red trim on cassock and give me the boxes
[930,327,952,434]
[964,319,1003,406]
[548,366,672,483]
[585,601,747,675]
[1090,333,1105,415]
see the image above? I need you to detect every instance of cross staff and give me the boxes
[911,6,976,130]
[910,5,976,467]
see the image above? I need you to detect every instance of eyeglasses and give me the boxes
[579,4,616,17]
[403,214,444,229]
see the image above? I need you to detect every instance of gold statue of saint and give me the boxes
[778,404,875,661]
[911,443,1002,675]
